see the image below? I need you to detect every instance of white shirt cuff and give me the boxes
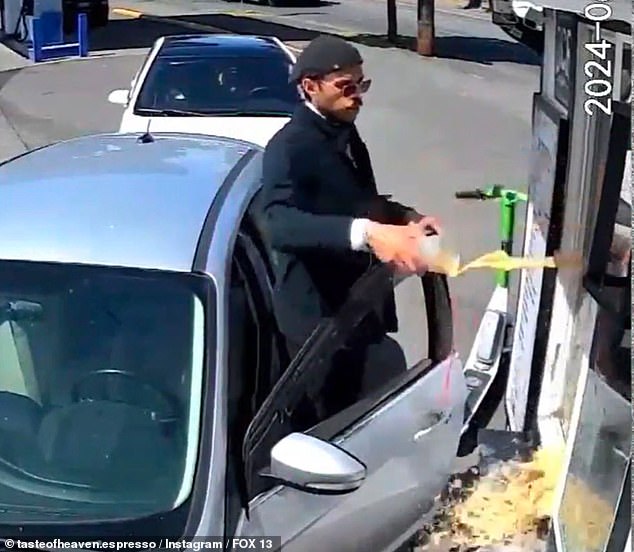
[350,218,371,251]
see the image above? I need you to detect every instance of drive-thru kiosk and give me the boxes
[497,0,631,549]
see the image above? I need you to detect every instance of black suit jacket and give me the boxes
[259,103,420,345]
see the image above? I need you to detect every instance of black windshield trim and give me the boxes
[157,53,293,61]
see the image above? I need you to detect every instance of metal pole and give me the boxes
[417,0,435,56]
[387,0,397,42]
[0,0,6,37]
[78,12,88,57]
[31,17,42,62]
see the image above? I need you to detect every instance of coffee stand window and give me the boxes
[537,14,596,441]
[584,100,631,400]
[553,11,577,113]
[553,100,631,552]
[538,16,631,441]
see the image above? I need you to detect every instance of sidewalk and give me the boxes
[0,42,29,162]
[0,39,30,72]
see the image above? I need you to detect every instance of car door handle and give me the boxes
[413,411,451,442]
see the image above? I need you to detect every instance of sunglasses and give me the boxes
[331,78,372,97]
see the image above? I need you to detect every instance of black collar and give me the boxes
[294,103,354,152]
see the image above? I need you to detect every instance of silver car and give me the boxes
[0,132,467,551]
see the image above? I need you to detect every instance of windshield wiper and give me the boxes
[200,109,291,117]
[134,107,207,117]
[135,107,292,117]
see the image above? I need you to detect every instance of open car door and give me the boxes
[235,266,468,552]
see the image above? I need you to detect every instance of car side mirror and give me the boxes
[108,89,130,106]
[269,433,366,494]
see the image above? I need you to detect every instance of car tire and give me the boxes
[62,10,75,34]
[92,3,109,27]
[393,538,417,552]
[500,24,543,55]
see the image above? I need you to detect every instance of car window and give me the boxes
[134,54,301,116]
[243,266,453,495]
[279,268,432,428]
[0,260,210,523]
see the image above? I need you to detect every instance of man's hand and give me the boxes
[414,215,442,236]
[365,220,433,275]
[404,211,443,236]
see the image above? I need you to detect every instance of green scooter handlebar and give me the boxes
[454,186,528,202]
[454,185,528,288]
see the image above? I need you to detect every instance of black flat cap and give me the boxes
[289,35,363,83]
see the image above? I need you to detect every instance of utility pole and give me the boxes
[416,0,435,56]
[387,0,397,43]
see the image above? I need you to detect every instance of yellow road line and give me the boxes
[224,9,264,16]
[111,7,142,18]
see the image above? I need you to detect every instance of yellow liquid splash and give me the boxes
[427,249,581,278]
[446,445,567,547]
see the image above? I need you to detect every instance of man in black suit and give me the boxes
[260,35,441,418]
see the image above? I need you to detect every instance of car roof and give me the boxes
[158,34,290,59]
[0,132,256,273]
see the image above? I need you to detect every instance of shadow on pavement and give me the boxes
[88,17,218,51]
[1,10,540,67]
[168,13,320,41]
[347,33,541,66]
[0,16,221,60]
[159,13,541,66]
[229,0,341,6]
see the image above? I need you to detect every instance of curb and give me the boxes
[0,106,28,162]
[0,43,149,72]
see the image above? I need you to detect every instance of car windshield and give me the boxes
[0,261,209,523]
[134,54,301,116]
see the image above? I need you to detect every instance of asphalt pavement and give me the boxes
[0,3,540,362]
[0,13,212,152]
[104,0,541,364]
[0,3,542,549]
[110,0,540,78]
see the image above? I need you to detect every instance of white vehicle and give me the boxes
[491,0,544,53]
[107,34,299,148]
